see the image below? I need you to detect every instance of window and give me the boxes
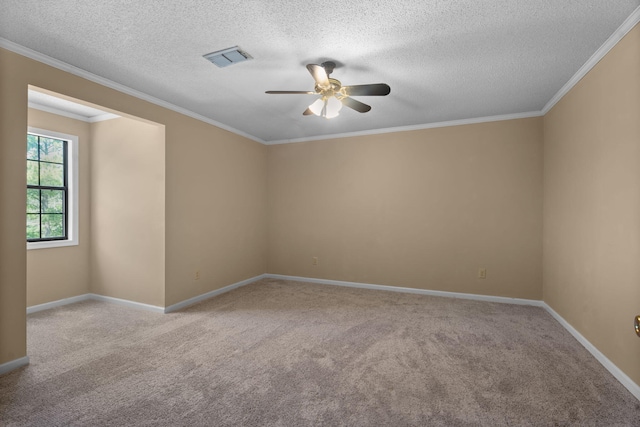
[27,128,79,249]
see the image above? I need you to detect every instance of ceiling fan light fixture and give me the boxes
[308,98,324,116]
[267,62,389,118]
[309,96,342,119]
[325,96,342,118]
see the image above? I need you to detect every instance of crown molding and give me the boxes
[542,5,640,114]
[0,37,265,144]
[265,111,544,145]
[28,101,93,122]
[28,101,119,123]
[3,4,638,146]
[89,113,121,123]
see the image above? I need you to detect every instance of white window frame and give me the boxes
[27,127,79,250]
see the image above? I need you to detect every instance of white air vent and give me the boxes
[203,46,253,68]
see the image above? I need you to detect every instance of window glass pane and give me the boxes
[41,189,64,213]
[40,163,64,187]
[27,160,39,185]
[41,214,64,238]
[39,137,64,164]
[26,131,73,244]
[27,214,40,240]
[27,135,39,160]
[27,189,40,213]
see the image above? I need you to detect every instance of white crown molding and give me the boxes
[0,37,265,144]
[28,101,93,122]
[28,102,119,123]
[265,5,640,147]
[543,303,640,401]
[4,7,638,146]
[0,39,551,147]
[265,111,544,145]
[0,356,29,376]
[89,113,120,123]
[265,274,544,306]
[164,274,267,313]
[542,5,640,114]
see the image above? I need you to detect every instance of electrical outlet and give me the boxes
[312,257,318,266]
[194,270,200,280]
[478,268,487,279]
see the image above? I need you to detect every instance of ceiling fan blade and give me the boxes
[343,84,391,96]
[341,97,372,113]
[306,64,330,89]
[266,91,316,94]
[303,108,314,116]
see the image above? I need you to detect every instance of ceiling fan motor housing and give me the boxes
[316,78,342,96]
[321,61,336,76]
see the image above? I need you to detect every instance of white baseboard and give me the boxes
[265,274,544,307]
[27,293,164,314]
[267,273,639,402]
[27,294,92,314]
[88,294,165,314]
[543,304,640,401]
[0,356,29,376]
[26,275,268,315]
[164,274,268,313]
[22,274,639,401]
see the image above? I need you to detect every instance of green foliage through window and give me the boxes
[26,134,67,241]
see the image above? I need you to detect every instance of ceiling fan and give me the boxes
[266,61,390,119]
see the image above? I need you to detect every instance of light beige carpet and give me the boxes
[1,278,639,426]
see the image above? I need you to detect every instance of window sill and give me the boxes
[27,239,78,250]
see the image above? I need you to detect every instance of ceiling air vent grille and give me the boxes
[203,46,253,68]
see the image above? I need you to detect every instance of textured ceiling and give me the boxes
[1,1,639,143]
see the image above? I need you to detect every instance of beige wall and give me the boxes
[0,48,268,365]
[268,118,543,299]
[0,49,28,365]
[90,117,165,307]
[543,24,640,385]
[26,108,91,306]
[2,23,639,390]
[163,121,268,306]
